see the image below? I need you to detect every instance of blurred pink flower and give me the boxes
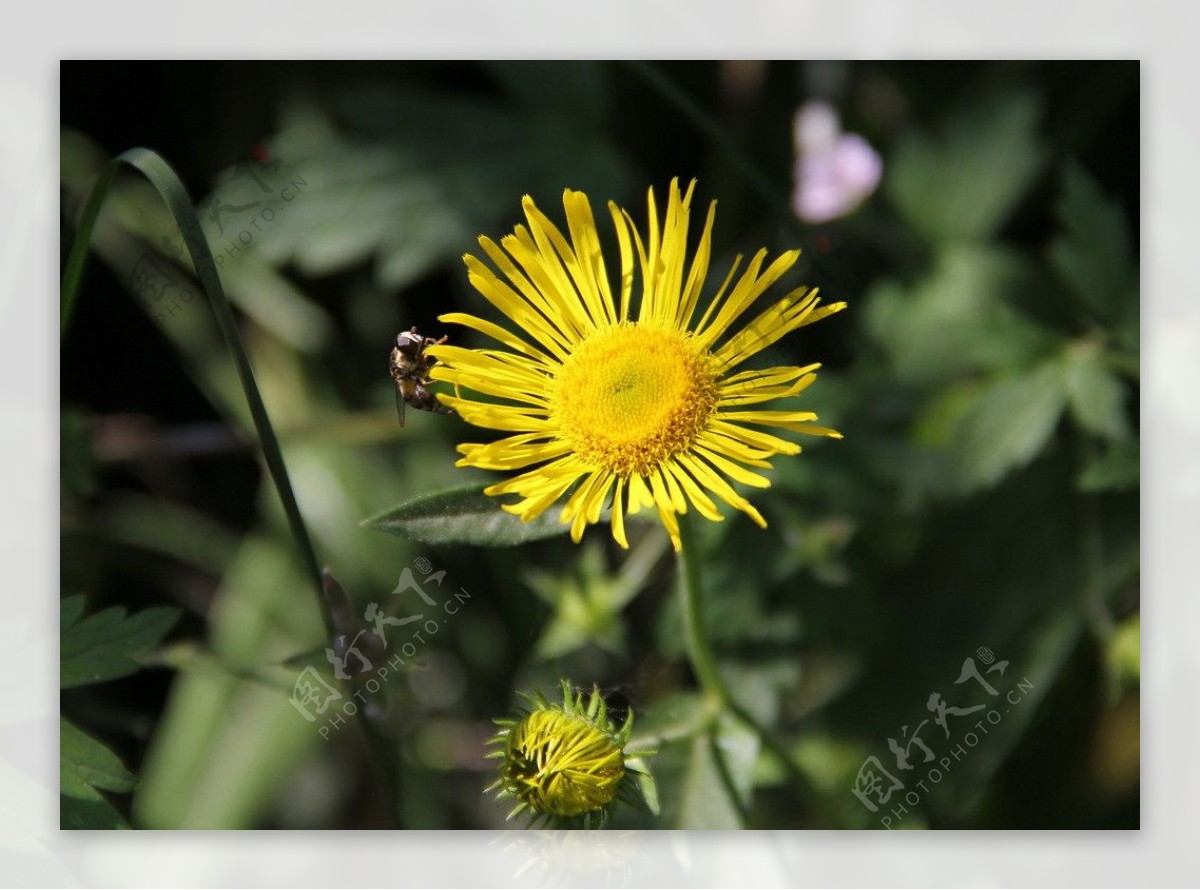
[792,101,882,223]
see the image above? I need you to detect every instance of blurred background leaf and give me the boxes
[887,89,1047,243]
[651,714,759,829]
[60,717,136,829]
[60,595,180,689]
[947,360,1068,494]
[1050,162,1138,327]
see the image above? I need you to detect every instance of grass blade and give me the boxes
[60,148,327,632]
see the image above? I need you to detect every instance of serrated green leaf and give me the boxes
[61,717,136,808]
[1078,439,1140,492]
[61,599,180,688]
[61,594,86,629]
[362,483,575,547]
[61,794,130,830]
[60,719,135,827]
[1064,345,1132,441]
[1049,161,1137,323]
[950,361,1068,493]
[888,90,1047,243]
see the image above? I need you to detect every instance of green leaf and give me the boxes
[132,535,325,829]
[243,90,629,289]
[61,794,130,830]
[61,146,326,606]
[61,717,136,797]
[61,593,86,629]
[1064,344,1133,441]
[527,534,667,659]
[1049,162,1137,323]
[888,90,1047,243]
[631,762,660,816]
[362,483,578,547]
[629,692,713,750]
[654,714,759,829]
[1078,439,1140,492]
[950,362,1068,493]
[61,717,135,828]
[864,244,1049,385]
[60,595,180,688]
[1107,614,1141,686]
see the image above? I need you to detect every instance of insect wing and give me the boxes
[394,385,407,426]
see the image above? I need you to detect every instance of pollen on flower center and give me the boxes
[551,323,718,477]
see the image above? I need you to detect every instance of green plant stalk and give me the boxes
[61,148,327,632]
[61,162,120,338]
[61,148,401,823]
[675,513,733,711]
[675,510,822,821]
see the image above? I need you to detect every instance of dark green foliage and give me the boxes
[60,595,180,689]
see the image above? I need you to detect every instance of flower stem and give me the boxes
[62,148,326,620]
[62,148,401,824]
[675,512,730,709]
[675,511,824,822]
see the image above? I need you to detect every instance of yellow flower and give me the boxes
[486,682,650,827]
[430,179,845,551]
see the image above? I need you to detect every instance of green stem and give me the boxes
[62,149,326,621]
[61,148,401,823]
[61,162,120,337]
[676,511,823,822]
[675,512,730,709]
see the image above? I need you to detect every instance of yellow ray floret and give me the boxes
[429,178,846,551]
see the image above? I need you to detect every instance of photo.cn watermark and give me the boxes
[288,556,471,739]
[851,646,1035,827]
[128,148,308,325]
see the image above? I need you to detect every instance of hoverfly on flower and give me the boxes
[388,326,452,426]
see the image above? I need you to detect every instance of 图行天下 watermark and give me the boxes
[127,147,308,325]
[289,555,471,739]
[851,646,1035,828]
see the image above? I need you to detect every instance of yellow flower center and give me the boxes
[551,323,719,477]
